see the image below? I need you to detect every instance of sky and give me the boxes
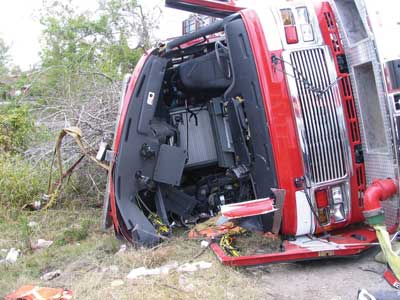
[1,0,399,70]
[0,0,189,71]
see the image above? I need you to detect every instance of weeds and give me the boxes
[0,103,34,153]
[0,154,49,209]
[55,220,92,246]
[18,215,34,251]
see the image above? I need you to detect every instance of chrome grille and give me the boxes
[289,48,347,183]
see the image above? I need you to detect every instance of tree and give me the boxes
[39,0,161,88]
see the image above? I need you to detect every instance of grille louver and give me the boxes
[289,48,347,183]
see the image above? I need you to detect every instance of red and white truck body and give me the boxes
[102,0,400,266]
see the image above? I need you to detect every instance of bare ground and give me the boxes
[0,208,394,300]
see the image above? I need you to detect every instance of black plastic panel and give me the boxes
[113,55,168,245]
[224,19,278,198]
[153,144,187,185]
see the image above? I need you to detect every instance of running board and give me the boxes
[211,226,379,267]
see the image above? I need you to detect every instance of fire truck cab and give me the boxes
[103,0,400,266]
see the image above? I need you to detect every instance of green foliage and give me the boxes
[39,0,150,92]
[0,154,49,209]
[0,103,35,153]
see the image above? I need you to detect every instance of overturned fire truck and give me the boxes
[100,0,400,267]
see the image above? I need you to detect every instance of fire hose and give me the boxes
[362,178,400,285]
[44,127,110,210]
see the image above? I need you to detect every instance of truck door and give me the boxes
[165,0,243,18]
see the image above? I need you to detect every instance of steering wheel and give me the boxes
[215,41,231,79]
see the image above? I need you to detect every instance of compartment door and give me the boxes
[165,0,243,18]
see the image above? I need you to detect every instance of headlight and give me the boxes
[332,186,343,204]
[331,186,345,221]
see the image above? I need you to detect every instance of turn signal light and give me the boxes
[317,207,329,224]
[285,26,299,44]
[315,189,328,208]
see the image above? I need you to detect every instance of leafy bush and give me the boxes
[0,103,35,153]
[0,154,49,209]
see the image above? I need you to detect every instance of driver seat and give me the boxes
[178,50,232,96]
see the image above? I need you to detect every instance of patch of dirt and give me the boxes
[246,248,389,300]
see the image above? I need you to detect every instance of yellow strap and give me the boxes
[44,127,110,210]
[374,225,400,279]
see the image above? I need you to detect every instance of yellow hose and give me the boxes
[374,224,400,279]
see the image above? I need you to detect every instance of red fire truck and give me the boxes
[101,0,400,267]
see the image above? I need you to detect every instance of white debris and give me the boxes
[32,239,53,250]
[109,265,120,273]
[3,248,21,263]
[28,221,38,228]
[127,261,212,279]
[200,240,210,248]
[40,269,62,281]
[110,279,125,287]
[177,261,212,273]
[1,249,7,253]
[127,262,178,279]
[117,244,127,254]
[101,265,120,273]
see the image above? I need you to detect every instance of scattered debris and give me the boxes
[0,248,21,264]
[32,239,53,250]
[200,240,210,248]
[188,216,244,239]
[5,285,72,300]
[110,280,124,287]
[40,269,62,281]
[177,261,212,273]
[127,260,212,279]
[22,200,42,211]
[127,262,178,279]
[192,241,210,259]
[101,265,120,273]
[28,221,38,228]
[117,244,127,254]
[358,288,400,300]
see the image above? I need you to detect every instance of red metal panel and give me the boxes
[384,269,400,289]
[167,0,242,12]
[211,226,377,266]
[314,1,367,229]
[239,9,305,236]
[165,0,243,17]
[221,198,275,219]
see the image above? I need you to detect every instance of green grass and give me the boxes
[0,208,265,300]
[0,154,50,209]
